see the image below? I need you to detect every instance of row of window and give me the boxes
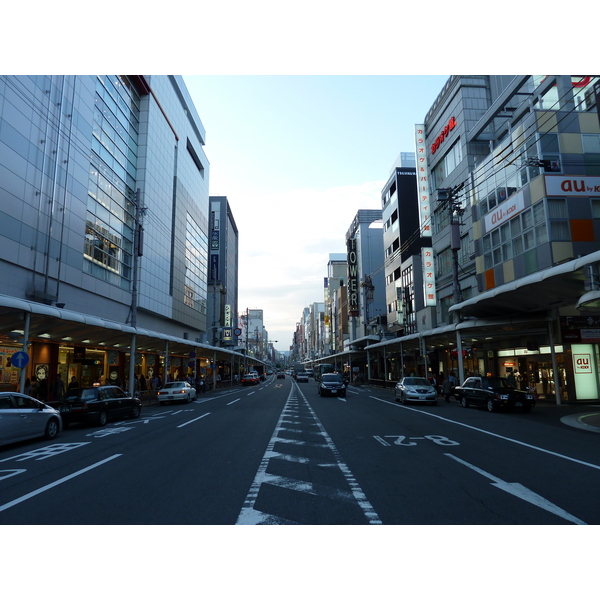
[480,198,599,269]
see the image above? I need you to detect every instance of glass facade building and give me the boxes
[0,75,220,390]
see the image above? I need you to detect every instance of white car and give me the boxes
[0,392,62,446]
[157,381,197,405]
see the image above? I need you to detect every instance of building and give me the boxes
[207,196,239,347]
[367,75,600,403]
[346,209,386,341]
[0,75,243,394]
[324,253,347,355]
[381,162,426,336]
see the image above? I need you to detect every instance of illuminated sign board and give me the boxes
[571,344,599,400]
[414,124,432,238]
[545,175,600,197]
[483,190,525,232]
[347,237,359,317]
[421,247,437,306]
[431,116,457,154]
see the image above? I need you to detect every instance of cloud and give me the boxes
[230,180,386,350]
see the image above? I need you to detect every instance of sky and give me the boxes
[183,75,450,350]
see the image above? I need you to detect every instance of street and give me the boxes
[1,375,599,525]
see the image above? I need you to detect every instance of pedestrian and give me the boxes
[442,377,453,402]
[216,373,221,388]
[199,376,205,393]
[507,372,517,387]
[51,373,65,403]
[68,375,79,390]
[37,377,49,403]
[24,377,31,396]
[30,376,38,399]
[139,374,147,391]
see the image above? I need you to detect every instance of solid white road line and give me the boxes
[177,413,211,428]
[0,454,122,513]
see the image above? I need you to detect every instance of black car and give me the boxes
[58,385,141,426]
[318,373,346,397]
[454,376,535,413]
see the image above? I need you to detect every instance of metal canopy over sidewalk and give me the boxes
[0,294,245,362]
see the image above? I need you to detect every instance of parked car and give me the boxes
[276,372,285,379]
[296,371,309,383]
[395,377,438,405]
[318,373,346,397]
[58,386,141,427]
[0,392,62,446]
[157,381,197,405]
[242,372,259,386]
[454,376,535,412]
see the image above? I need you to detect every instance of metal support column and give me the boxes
[548,318,561,406]
[19,312,31,394]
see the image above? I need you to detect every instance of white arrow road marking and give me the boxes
[0,469,27,481]
[445,454,587,525]
[0,454,122,513]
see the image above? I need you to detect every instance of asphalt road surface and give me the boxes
[1,375,599,525]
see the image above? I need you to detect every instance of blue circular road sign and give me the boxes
[11,351,30,368]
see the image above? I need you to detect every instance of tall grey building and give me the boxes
[207,196,239,347]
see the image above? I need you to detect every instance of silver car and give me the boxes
[395,377,438,406]
[0,392,62,446]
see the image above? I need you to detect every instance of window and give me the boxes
[582,134,600,154]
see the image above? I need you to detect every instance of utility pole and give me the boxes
[437,183,465,304]
[128,188,144,397]
[438,183,465,382]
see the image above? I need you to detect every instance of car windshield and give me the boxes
[162,382,184,389]
[403,378,430,386]
[63,388,98,401]
[483,377,511,388]
[322,374,342,383]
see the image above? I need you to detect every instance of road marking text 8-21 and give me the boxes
[374,435,459,447]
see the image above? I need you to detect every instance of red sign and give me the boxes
[431,116,457,154]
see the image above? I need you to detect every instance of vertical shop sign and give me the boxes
[414,124,432,238]
[223,304,232,341]
[347,237,359,317]
[421,247,437,306]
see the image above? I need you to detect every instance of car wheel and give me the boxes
[45,418,60,440]
[130,405,141,419]
[486,399,496,412]
[460,397,469,408]
[97,410,108,427]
